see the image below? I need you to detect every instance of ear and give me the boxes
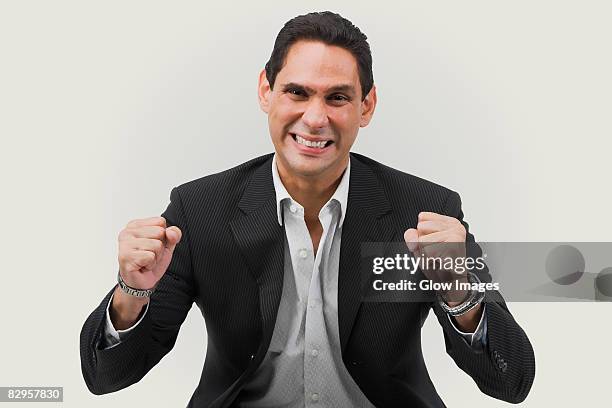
[359,84,377,127]
[258,69,271,113]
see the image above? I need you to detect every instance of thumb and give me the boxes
[165,226,182,252]
[404,228,419,253]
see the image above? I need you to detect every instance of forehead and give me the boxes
[277,40,360,90]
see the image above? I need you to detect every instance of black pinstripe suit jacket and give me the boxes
[80,153,535,407]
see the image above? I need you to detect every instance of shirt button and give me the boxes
[299,249,308,259]
[289,204,297,213]
[311,349,319,357]
[311,393,319,402]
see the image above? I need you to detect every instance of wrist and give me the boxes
[452,303,483,332]
[440,274,470,306]
[437,272,485,317]
[110,286,149,330]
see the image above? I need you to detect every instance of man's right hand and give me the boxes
[110,216,182,330]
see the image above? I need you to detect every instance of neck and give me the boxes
[276,156,348,222]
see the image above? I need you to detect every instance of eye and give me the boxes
[285,88,307,98]
[327,94,350,104]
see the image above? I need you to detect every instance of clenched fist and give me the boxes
[118,216,182,291]
[404,211,467,302]
[111,216,181,330]
[404,211,483,332]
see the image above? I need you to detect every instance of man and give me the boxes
[80,11,535,407]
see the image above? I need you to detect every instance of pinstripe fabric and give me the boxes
[80,153,535,407]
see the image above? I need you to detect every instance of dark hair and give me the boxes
[265,11,373,101]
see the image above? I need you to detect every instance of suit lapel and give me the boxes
[229,156,285,359]
[228,154,396,357]
[338,154,395,353]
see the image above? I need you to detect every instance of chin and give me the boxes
[283,156,332,177]
[289,162,329,177]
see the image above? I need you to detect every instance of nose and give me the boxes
[301,98,329,130]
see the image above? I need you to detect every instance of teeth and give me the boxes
[295,135,328,148]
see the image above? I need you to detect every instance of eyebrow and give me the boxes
[281,82,357,96]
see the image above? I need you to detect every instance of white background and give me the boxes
[1,1,610,406]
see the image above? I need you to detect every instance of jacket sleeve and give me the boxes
[431,190,536,404]
[80,187,197,394]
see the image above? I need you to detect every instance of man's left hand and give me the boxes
[403,211,483,331]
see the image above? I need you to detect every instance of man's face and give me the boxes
[258,40,376,179]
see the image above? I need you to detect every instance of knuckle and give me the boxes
[136,254,149,266]
[118,229,130,241]
[118,252,132,267]
[154,226,165,238]
[146,252,157,265]
[126,219,140,228]
[153,239,164,252]
[148,216,165,227]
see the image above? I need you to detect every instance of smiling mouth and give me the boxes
[290,133,334,149]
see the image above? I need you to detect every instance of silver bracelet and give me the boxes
[117,271,156,298]
[437,272,486,316]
